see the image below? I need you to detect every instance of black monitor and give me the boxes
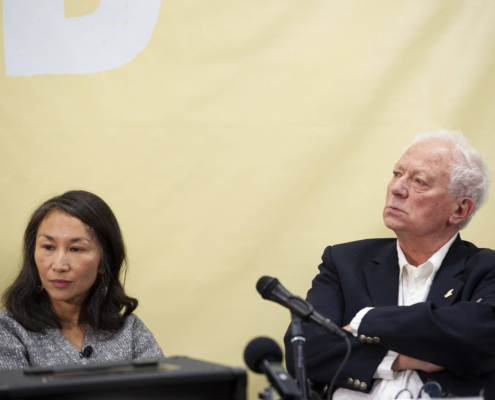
[0,357,246,400]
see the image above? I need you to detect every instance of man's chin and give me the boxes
[383,217,406,232]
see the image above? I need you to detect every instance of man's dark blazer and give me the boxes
[284,235,495,398]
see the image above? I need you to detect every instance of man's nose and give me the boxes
[52,250,70,271]
[391,176,408,197]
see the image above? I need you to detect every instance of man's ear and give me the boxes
[449,197,476,225]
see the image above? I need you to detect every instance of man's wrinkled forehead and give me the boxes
[395,140,454,179]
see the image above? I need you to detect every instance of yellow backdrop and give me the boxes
[1,1,495,398]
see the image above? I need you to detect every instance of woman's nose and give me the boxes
[52,250,70,271]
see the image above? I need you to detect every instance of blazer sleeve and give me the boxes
[284,246,388,394]
[358,249,495,376]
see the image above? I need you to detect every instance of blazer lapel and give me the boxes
[364,240,400,307]
[427,234,467,307]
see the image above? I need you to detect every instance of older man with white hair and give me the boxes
[285,130,495,398]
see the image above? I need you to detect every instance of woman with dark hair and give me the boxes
[0,190,163,369]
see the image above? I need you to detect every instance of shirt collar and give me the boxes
[397,232,458,272]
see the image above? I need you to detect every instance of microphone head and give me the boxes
[82,346,93,358]
[256,276,280,299]
[244,337,283,373]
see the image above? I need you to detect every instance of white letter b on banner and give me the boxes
[3,0,162,77]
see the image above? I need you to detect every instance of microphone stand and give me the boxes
[290,315,309,400]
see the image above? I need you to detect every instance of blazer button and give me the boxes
[347,377,354,385]
[353,379,360,387]
[373,337,380,344]
[366,337,373,344]
[359,382,367,390]
[359,335,366,343]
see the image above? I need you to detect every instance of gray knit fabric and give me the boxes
[0,310,164,370]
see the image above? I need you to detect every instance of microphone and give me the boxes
[257,276,347,339]
[244,337,282,373]
[244,337,301,400]
[80,346,93,359]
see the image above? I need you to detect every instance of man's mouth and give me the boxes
[387,206,406,214]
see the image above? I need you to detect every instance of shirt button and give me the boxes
[373,337,380,344]
[359,382,367,390]
[359,335,366,343]
[347,377,354,385]
[366,337,373,344]
[353,379,360,387]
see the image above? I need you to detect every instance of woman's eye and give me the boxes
[70,247,83,252]
[42,245,54,250]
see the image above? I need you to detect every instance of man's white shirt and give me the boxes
[333,233,458,400]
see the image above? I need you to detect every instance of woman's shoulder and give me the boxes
[123,313,164,358]
[124,313,140,322]
[0,310,33,339]
[121,313,159,341]
[0,310,10,320]
[98,313,147,337]
[0,310,23,328]
[122,313,148,330]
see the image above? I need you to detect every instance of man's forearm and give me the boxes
[357,301,495,375]
[392,354,444,373]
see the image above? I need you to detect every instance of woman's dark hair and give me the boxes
[2,190,138,333]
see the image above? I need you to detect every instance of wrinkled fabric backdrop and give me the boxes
[1,1,495,398]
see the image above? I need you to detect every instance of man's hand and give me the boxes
[392,354,444,373]
[343,324,352,333]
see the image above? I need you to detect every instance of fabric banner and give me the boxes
[1,1,495,398]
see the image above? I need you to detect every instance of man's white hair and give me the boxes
[408,129,490,229]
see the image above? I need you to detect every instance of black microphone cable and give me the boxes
[326,336,350,400]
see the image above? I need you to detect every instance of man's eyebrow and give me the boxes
[393,163,429,176]
[409,168,430,177]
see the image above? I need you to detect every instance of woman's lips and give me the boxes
[50,280,72,288]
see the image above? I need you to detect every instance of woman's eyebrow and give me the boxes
[38,233,54,240]
[70,237,91,243]
[38,234,91,243]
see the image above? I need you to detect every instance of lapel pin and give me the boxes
[444,289,454,298]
